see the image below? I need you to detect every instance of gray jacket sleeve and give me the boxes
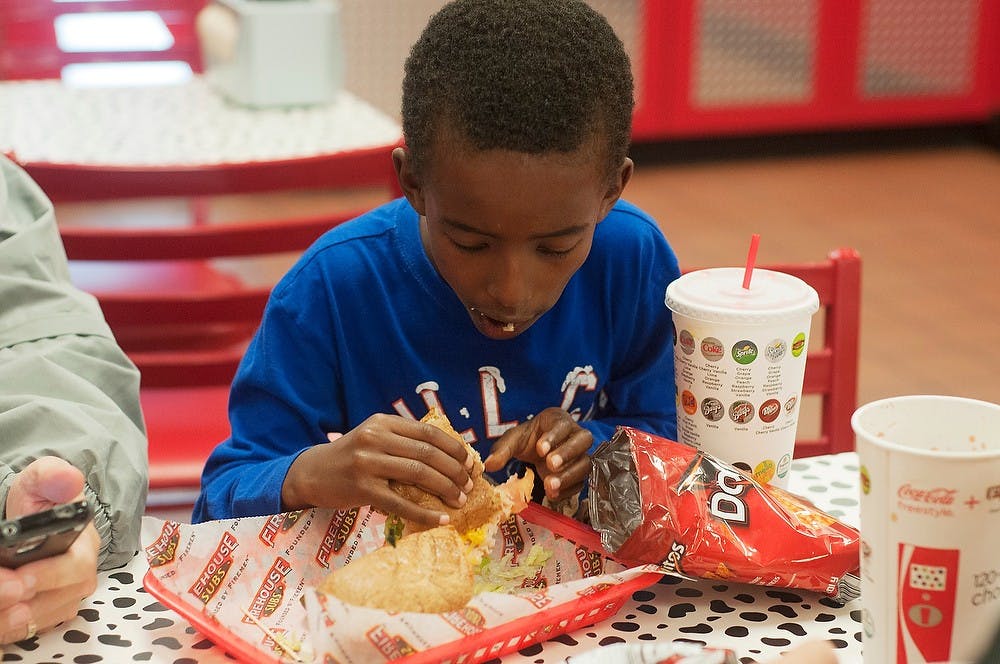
[0,155,148,570]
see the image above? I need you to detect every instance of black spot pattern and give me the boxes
[668,603,696,618]
[768,604,799,618]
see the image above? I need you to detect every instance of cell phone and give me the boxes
[0,499,94,568]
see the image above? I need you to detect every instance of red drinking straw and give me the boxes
[742,233,760,289]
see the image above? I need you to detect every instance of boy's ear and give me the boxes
[599,157,634,218]
[392,147,427,215]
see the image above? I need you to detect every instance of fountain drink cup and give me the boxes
[852,395,1000,664]
[665,268,819,486]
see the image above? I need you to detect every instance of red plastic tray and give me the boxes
[143,503,663,663]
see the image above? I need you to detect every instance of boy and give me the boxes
[194,0,680,526]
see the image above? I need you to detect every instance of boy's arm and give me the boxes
[192,292,339,521]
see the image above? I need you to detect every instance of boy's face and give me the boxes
[394,132,631,340]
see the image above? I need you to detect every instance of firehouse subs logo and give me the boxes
[144,521,181,568]
[521,590,552,609]
[258,510,304,547]
[574,546,604,578]
[242,556,293,623]
[442,606,487,636]
[500,516,524,563]
[189,531,239,605]
[366,626,416,658]
[520,568,548,589]
[315,508,360,568]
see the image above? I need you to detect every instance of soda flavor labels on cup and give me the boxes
[665,266,819,486]
[852,395,1000,664]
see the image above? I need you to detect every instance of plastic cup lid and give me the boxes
[665,267,819,325]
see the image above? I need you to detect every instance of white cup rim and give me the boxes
[852,394,1000,459]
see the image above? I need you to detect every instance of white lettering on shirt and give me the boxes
[479,366,518,438]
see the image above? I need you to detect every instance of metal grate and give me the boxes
[861,0,977,98]
[694,0,818,107]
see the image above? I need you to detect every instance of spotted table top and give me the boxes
[1,453,862,664]
[0,77,402,167]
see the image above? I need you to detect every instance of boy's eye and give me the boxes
[450,238,488,253]
[538,241,579,257]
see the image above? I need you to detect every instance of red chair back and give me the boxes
[58,161,401,501]
[684,247,862,457]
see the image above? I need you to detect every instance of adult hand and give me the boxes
[281,413,475,528]
[0,456,100,644]
[483,407,592,503]
[767,640,838,663]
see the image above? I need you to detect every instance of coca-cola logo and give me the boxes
[898,484,957,505]
[700,337,724,362]
[679,329,695,355]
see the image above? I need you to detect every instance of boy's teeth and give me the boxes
[502,322,515,332]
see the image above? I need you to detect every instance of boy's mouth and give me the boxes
[468,308,525,339]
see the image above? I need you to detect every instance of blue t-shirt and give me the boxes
[193,197,680,521]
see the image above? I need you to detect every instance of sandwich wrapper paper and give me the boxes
[141,504,663,663]
[141,426,858,662]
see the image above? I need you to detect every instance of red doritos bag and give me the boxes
[589,427,860,603]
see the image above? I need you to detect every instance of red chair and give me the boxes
[57,151,402,508]
[685,247,862,457]
[0,0,207,81]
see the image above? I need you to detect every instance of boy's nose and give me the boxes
[486,254,532,310]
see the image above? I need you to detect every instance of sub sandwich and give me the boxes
[317,409,535,613]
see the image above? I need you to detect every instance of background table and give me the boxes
[2,453,862,663]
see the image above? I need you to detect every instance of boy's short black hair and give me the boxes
[401,0,634,180]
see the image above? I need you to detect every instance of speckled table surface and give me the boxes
[1,453,862,664]
[0,77,402,167]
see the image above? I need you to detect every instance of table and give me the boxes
[0,76,403,201]
[0,77,401,167]
[2,453,862,663]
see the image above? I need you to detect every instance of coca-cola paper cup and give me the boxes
[852,395,1000,664]
[665,268,819,486]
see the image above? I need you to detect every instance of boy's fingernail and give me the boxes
[539,439,551,455]
[465,453,475,470]
[550,454,563,470]
[439,514,450,525]
[457,492,468,506]
[548,476,561,492]
[464,478,474,492]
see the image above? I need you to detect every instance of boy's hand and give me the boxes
[484,407,592,503]
[0,457,100,644]
[281,413,475,528]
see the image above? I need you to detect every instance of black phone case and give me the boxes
[0,500,93,568]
